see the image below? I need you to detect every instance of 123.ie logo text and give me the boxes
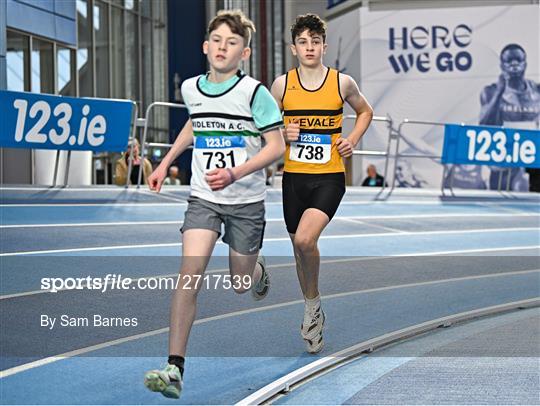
[13,99,107,147]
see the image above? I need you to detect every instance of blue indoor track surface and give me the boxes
[1,185,539,405]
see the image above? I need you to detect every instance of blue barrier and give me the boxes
[0,90,134,152]
[442,124,539,168]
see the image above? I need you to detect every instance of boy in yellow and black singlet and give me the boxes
[271,14,373,353]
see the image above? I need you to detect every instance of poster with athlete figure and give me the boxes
[327,4,539,189]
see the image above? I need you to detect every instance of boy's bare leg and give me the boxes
[292,208,330,353]
[169,229,219,357]
[289,233,306,296]
[293,208,330,300]
[228,248,261,294]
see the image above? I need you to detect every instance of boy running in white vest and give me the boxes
[271,14,373,353]
[143,10,284,399]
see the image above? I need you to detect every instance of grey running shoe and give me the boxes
[144,364,183,399]
[251,255,270,301]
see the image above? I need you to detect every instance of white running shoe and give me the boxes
[144,364,183,399]
[305,330,324,354]
[251,255,270,301]
[301,303,325,340]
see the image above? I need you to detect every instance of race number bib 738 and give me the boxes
[194,136,247,170]
[290,133,331,164]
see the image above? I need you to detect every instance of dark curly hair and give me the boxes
[291,14,327,44]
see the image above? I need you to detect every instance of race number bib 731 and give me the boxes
[290,133,331,164]
[194,136,247,170]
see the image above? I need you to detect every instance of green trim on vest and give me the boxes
[193,130,260,138]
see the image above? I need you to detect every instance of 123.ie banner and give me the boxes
[0,90,134,152]
[442,124,539,168]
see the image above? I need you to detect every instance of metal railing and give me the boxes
[36,97,526,196]
[394,119,516,196]
[345,114,398,195]
[127,102,187,188]
[133,113,398,191]
[392,119,447,195]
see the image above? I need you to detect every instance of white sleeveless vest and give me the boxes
[181,73,266,204]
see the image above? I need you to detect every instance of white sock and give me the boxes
[304,294,321,312]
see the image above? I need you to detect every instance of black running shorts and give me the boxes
[282,172,346,234]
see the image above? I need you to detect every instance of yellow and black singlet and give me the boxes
[282,67,345,174]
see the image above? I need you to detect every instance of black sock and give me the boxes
[168,355,185,376]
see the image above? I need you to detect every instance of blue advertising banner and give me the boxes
[442,124,539,168]
[0,90,133,152]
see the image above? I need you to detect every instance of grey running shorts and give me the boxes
[181,196,266,255]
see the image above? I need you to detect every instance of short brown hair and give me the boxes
[208,9,256,46]
[291,14,327,44]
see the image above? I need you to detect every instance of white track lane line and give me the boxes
[1,268,537,379]
[0,202,187,207]
[138,189,187,203]
[1,246,538,301]
[1,227,538,257]
[1,187,144,191]
[2,199,540,207]
[2,212,538,229]
[476,202,536,214]
[339,218,408,234]
[1,220,183,228]
[0,201,283,208]
[3,185,538,199]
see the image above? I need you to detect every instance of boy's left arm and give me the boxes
[232,128,285,178]
[205,128,285,191]
[206,85,285,191]
[336,74,374,158]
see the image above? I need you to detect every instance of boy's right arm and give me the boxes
[148,119,194,192]
[270,75,299,144]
